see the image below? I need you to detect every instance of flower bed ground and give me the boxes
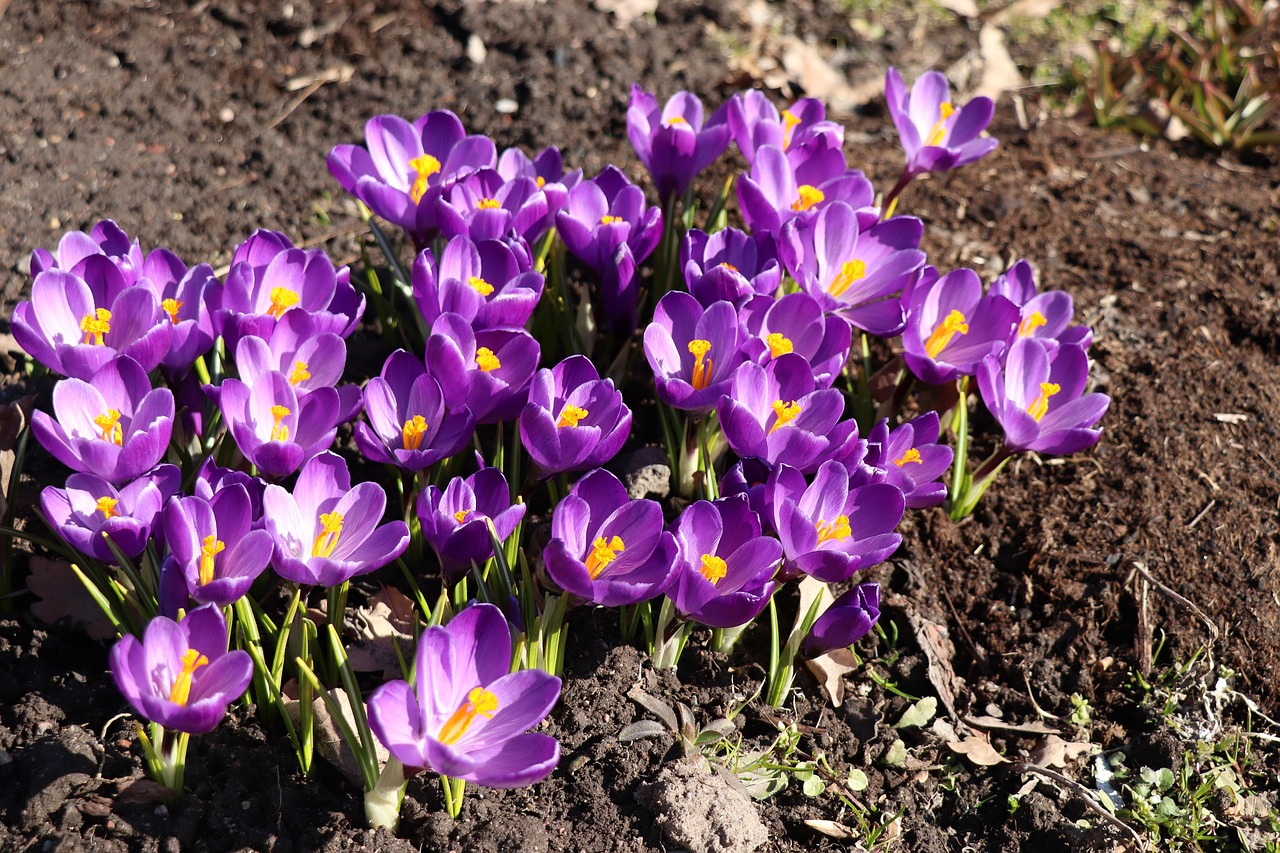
[1,1,1278,851]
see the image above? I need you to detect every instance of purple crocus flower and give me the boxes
[498,145,582,238]
[13,262,173,379]
[643,292,745,414]
[31,220,144,282]
[726,91,843,167]
[435,169,550,245]
[543,469,678,607]
[864,412,953,509]
[977,339,1109,456]
[213,230,364,351]
[780,202,926,337]
[412,236,544,332]
[990,259,1093,349]
[418,467,526,584]
[667,496,781,629]
[719,457,778,536]
[886,67,998,179]
[555,166,663,335]
[767,462,903,583]
[354,350,476,472]
[110,604,253,735]
[681,227,782,308]
[41,465,180,561]
[163,486,274,606]
[902,267,1020,385]
[803,583,880,658]
[737,143,876,239]
[366,603,561,788]
[327,111,498,245]
[424,313,540,424]
[263,452,410,587]
[32,356,174,485]
[519,355,632,479]
[740,293,852,388]
[217,371,343,479]
[626,85,731,200]
[193,458,267,527]
[717,354,860,474]
[118,249,222,374]
[229,311,363,423]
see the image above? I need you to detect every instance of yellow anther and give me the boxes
[409,153,442,205]
[894,448,923,467]
[94,409,123,445]
[665,116,689,127]
[437,686,500,745]
[792,184,825,212]
[266,286,300,319]
[923,102,956,147]
[829,259,866,298]
[167,648,209,707]
[765,332,794,359]
[162,298,184,325]
[402,415,428,450]
[454,509,471,524]
[1018,310,1048,338]
[476,198,502,210]
[199,534,226,586]
[719,262,739,272]
[923,309,970,359]
[815,514,851,544]
[769,400,802,434]
[312,511,344,558]
[781,108,803,149]
[476,347,501,372]
[688,339,713,391]
[536,176,546,189]
[96,496,120,518]
[556,404,588,428]
[288,360,311,386]
[79,308,111,346]
[600,215,623,225]
[1026,382,1061,423]
[585,535,625,580]
[467,276,495,297]
[699,554,727,585]
[269,405,291,442]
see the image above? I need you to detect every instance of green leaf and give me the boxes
[846,768,869,792]
[894,696,937,729]
[802,775,826,797]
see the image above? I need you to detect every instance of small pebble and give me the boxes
[48,217,61,230]
[494,98,518,115]
[466,34,487,64]
[154,805,168,818]
[219,107,235,123]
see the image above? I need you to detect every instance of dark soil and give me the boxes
[2,1,1279,851]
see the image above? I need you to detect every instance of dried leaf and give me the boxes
[804,647,857,707]
[965,714,1061,735]
[27,557,116,640]
[896,599,968,723]
[346,586,417,679]
[779,38,882,112]
[949,734,1009,766]
[282,683,388,786]
[975,23,1023,102]
[0,395,34,519]
[113,778,174,808]
[592,0,657,30]
[627,686,679,730]
[618,720,669,742]
[1029,735,1096,769]
[804,819,855,839]
[895,696,938,729]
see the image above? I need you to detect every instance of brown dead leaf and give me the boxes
[592,0,656,28]
[113,778,174,808]
[346,586,418,679]
[1029,735,1096,769]
[805,647,858,707]
[965,714,1061,735]
[894,597,968,725]
[803,819,855,839]
[282,681,388,786]
[780,38,882,113]
[28,557,116,640]
[975,23,1023,101]
[0,395,34,519]
[949,733,1009,766]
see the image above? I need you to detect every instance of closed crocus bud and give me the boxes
[32,355,174,486]
[418,467,525,584]
[41,465,180,562]
[354,350,476,473]
[726,91,843,167]
[864,413,953,509]
[885,67,997,179]
[643,292,746,414]
[519,356,632,479]
[626,85,731,201]
[902,267,1020,386]
[803,583,880,658]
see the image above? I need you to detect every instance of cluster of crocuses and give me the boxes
[8,65,1109,829]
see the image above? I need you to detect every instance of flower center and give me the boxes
[699,553,727,585]
[79,308,111,346]
[923,102,957,148]
[665,115,689,127]
[269,405,291,442]
[894,448,923,467]
[688,339,713,391]
[162,298,183,325]
[536,176,546,189]
[96,496,120,518]
[1018,310,1047,338]
[454,509,470,524]
[467,276,495,297]
[781,108,802,149]
[402,415,428,450]
[476,197,502,210]
[585,535,625,580]
[923,309,970,359]
[769,400,802,433]
[168,648,210,707]
[288,360,311,386]
[792,184,825,212]
[1026,382,1061,423]
[312,511,344,558]
[267,286,300,319]
[815,515,851,544]
[409,153,442,205]
[437,686,500,745]
[94,409,124,445]
[829,259,866,298]
[556,405,588,429]
[476,347,501,372]
[600,215,623,225]
[199,534,226,586]
[765,332,794,359]
[719,262,739,272]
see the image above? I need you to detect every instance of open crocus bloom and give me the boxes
[230,311,362,423]
[726,91,842,167]
[163,485,274,607]
[626,84,731,201]
[885,67,997,178]
[412,235,544,332]
[41,465,180,562]
[864,412,954,509]
[355,350,476,472]
[217,371,343,479]
[366,603,561,788]
[518,355,632,478]
[990,259,1093,350]
[902,267,1020,385]
[643,291,745,414]
[110,604,252,735]
[681,227,782,308]
[737,143,876,239]
[739,292,852,389]
[424,313,540,425]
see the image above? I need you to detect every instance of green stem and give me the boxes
[441,774,467,819]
